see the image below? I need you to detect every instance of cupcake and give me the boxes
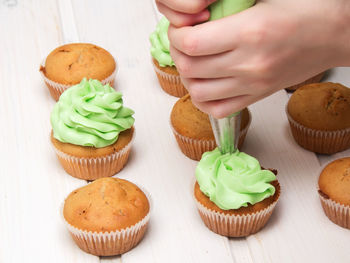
[51,78,134,180]
[40,43,117,101]
[194,148,280,237]
[171,94,251,160]
[149,17,187,97]
[63,177,150,256]
[318,157,350,229]
[285,71,325,92]
[286,82,350,154]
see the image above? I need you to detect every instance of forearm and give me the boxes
[307,0,350,67]
[284,0,350,69]
[332,0,350,66]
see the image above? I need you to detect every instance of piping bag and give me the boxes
[207,0,256,154]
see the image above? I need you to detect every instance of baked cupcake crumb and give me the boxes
[43,43,116,85]
[64,177,150,232]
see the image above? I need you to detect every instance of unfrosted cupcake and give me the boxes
[63,177,150,256]
[286,82,350,154]
[285,72,325,92]
[171,94,251,160]
[194,148,280,237]
[318,157,350,229]
[51,78,134,180]
[149,17,187,97]
[40,43,117,100]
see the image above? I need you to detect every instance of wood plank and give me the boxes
[57,0,79,43]
[0,0,98,262]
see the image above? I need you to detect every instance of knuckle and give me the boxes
[254,57,275,79]
[242,20,269,46]
[175,57,192,77]
[188,83,206,102]
[182,35,199,56]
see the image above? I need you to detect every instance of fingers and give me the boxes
[192,95,252,118]
[182,77,248,102]
[192,89,278,118]
[170,45,238,78]
[157,2,210,27]
[168,14,245,56]
[156,0,215,14]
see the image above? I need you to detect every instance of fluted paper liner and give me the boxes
[318,192,350,229]
[152,59,187,98]
[285,71,325,92]
[52,136,133,180]
[61,187,151,256]
[194,181,280,237]
[286,106,350,154]
[40,58,118,101]
[171,109,251,161]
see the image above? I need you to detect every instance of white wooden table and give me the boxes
[1,1,350,262]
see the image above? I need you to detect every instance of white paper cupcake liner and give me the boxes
[171,126,216,161]
[318,191,350,229]
[152,59,187,98]
[52,134,133,180]
[40,57,118,101]
[286,105,350,154]
[193,180,280,237]
[61,185,152,256]
[170,109,252,161]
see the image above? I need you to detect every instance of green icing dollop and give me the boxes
[51,78,135,148]
[149,17,175,67]
[196,148,276,210]
[209,0,256,21]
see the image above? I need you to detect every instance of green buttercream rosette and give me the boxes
[149,17,175,67]
[51,78,135,148]
[196,148,276,210]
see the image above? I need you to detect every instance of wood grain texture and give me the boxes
[0,0,349,262]
[0,0,97,262]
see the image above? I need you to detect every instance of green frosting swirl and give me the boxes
[196,148,276,210]
[51,78,135,148]
[149,17,175,67]
[209,0,256,21]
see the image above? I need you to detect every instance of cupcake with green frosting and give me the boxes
[150,17,187,98]
[194,148,280,237]
[193,0,281,237]
[50,78,135,180]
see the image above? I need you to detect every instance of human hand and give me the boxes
[162,0,350,118]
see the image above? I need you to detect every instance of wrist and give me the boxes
[325,0,350,67]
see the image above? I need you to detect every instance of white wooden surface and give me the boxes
[0,1,349,262]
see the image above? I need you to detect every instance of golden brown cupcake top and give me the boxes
[287,82,350,130]
[171,94,250,140]
[42,43,116,85]
[63,177,150,232]
[51,127,134,158]
[319,157,350,206]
